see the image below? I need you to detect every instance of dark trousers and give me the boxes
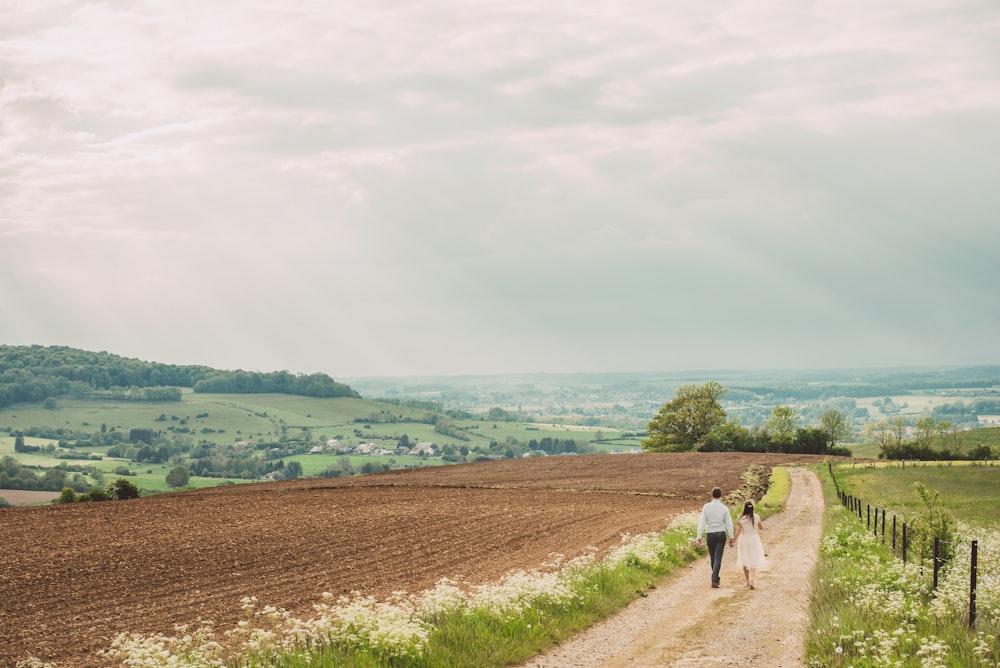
[706,531,727,584]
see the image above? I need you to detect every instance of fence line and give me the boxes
[827,461,979,629]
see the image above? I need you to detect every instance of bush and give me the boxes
[107,478,140,500]
[165,466,190,488]
[80,487,110,502]
[57,487,78,504]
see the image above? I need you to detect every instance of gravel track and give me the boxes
[521,467,824,667]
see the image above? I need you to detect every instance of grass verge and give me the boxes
[806,465,1000,667]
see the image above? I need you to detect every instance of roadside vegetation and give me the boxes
[99,517,706,667]
[806,463,1000,666]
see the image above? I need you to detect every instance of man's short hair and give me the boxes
[712,487,722,499]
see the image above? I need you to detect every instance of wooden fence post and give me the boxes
[933,537,940,590]
[970,540,978,629]
[902,523,908,563]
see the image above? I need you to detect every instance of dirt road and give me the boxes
[522,467,824,667]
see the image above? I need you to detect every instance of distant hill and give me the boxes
[0,344,358,408]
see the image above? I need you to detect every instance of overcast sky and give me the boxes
[2,0,999,379]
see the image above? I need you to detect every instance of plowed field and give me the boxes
[0,452,819,667]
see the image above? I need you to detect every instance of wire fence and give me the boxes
[827,461,980,629]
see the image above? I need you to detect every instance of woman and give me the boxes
[730,500,767,589]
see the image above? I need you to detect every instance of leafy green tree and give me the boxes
[643,382,727,452]
[765,406,798,448]
[792,426,828,454]
[58,487,78,504]
[165,466,190,488]
[912,416,946,452]
[819,408,852,448]
[699,417,747,452]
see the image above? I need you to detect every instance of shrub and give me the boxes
[165,466,190,488]
[908,481,958,565]
[57,487,78,504]
[80,487,110,502]
[107,478,140,500]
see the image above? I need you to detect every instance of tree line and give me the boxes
[642,382,853,455]
[0,344,358,407]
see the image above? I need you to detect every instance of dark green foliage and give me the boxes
[281,460,303,480]
[192,370,358,398]
[165,466,190,488]
[106,477,140,500]
[643,382,728,452]
[0,344,358,408]
[58,487,78,504]
[80,487,110,502]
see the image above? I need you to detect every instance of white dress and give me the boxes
[735,513,767,570]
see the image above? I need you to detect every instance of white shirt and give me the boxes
[697,499,734,538]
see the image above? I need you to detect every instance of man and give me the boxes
[696,486,734,588]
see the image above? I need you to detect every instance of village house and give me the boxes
[409,442,438,456]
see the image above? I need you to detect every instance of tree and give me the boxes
[864,420,893,454]
[283,461,303,480]
[165,466,190,488]
[765,406,798,449]
[107,478,140,500]
[890,417,908,446]
[642,382,727,452]
[819,409,852,449]
[699,417,747,452]
[943,422,964,458]
[913,416,945,452]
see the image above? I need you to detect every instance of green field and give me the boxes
[0,391,624,450]
[832,461,1000,527]
[0,391,631,499]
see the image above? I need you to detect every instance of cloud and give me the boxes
[1,0,998,376]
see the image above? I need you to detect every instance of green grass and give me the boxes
[758,466,790,515]
[806,464,1000,667]
[0,392,621,452]
[833,462,1000,526]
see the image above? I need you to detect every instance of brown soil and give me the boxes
[0,452,820,667]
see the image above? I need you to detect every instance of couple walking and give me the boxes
[695,487,767,589]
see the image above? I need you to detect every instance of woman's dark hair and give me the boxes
[741,500,755,520]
